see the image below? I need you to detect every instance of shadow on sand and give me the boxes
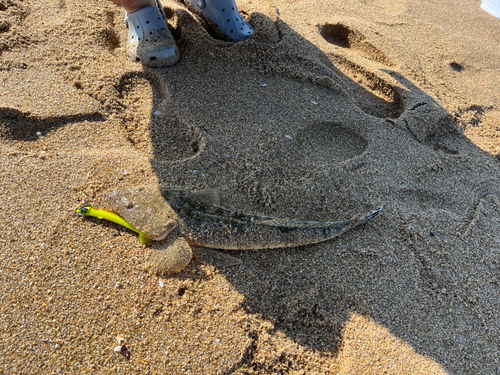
[138,8,500,374]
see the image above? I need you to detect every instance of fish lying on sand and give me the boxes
[77,186,382,274]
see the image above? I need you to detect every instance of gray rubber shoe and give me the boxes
[125,2,179,67]
[188,0,254,42]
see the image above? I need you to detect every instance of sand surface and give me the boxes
[1,0,500,373]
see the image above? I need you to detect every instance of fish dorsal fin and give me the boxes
[192,188,221,205]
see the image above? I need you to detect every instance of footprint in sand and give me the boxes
[383,71,454,143]
[0,0,31,58]
[316,22,404,119]
[316,22,454,144]
[100,10,121,52]
[319,23,391,65]
[281,122,368,166]
[113,72,204,163]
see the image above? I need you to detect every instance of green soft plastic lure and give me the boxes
[76,205,152,245]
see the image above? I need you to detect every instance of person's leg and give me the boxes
[189,0,254,42]
[110,0,156,14]
[110,0,179,67]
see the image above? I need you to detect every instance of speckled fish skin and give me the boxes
[161,189,382,250]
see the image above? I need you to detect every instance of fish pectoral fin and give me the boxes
[139,232,153,245]
[192,188,221,205]
[197,248,243,268]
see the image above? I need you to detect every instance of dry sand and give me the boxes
[1,0,500,373]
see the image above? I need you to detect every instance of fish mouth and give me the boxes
[152,231,171,241]
[151,220,178,241]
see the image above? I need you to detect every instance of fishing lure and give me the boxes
[76,205,152,245]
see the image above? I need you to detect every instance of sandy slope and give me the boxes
[1,0,500,373]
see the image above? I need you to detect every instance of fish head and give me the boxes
[104,186,180,241]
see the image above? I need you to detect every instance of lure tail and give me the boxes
[139,232,152,245]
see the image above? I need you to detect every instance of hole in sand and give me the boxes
[191,140,200,154]
[450,62,464,72]
[0,20,11,33]
[320,23,353,48]
[101,27,120,51]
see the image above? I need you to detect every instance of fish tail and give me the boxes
[357,205,383,225]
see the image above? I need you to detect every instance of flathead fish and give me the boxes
[78,186,382,274]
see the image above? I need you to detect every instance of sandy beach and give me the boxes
[1,0,500,373]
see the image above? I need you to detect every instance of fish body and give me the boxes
[104,186,382,250]
[162,188,382,250]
